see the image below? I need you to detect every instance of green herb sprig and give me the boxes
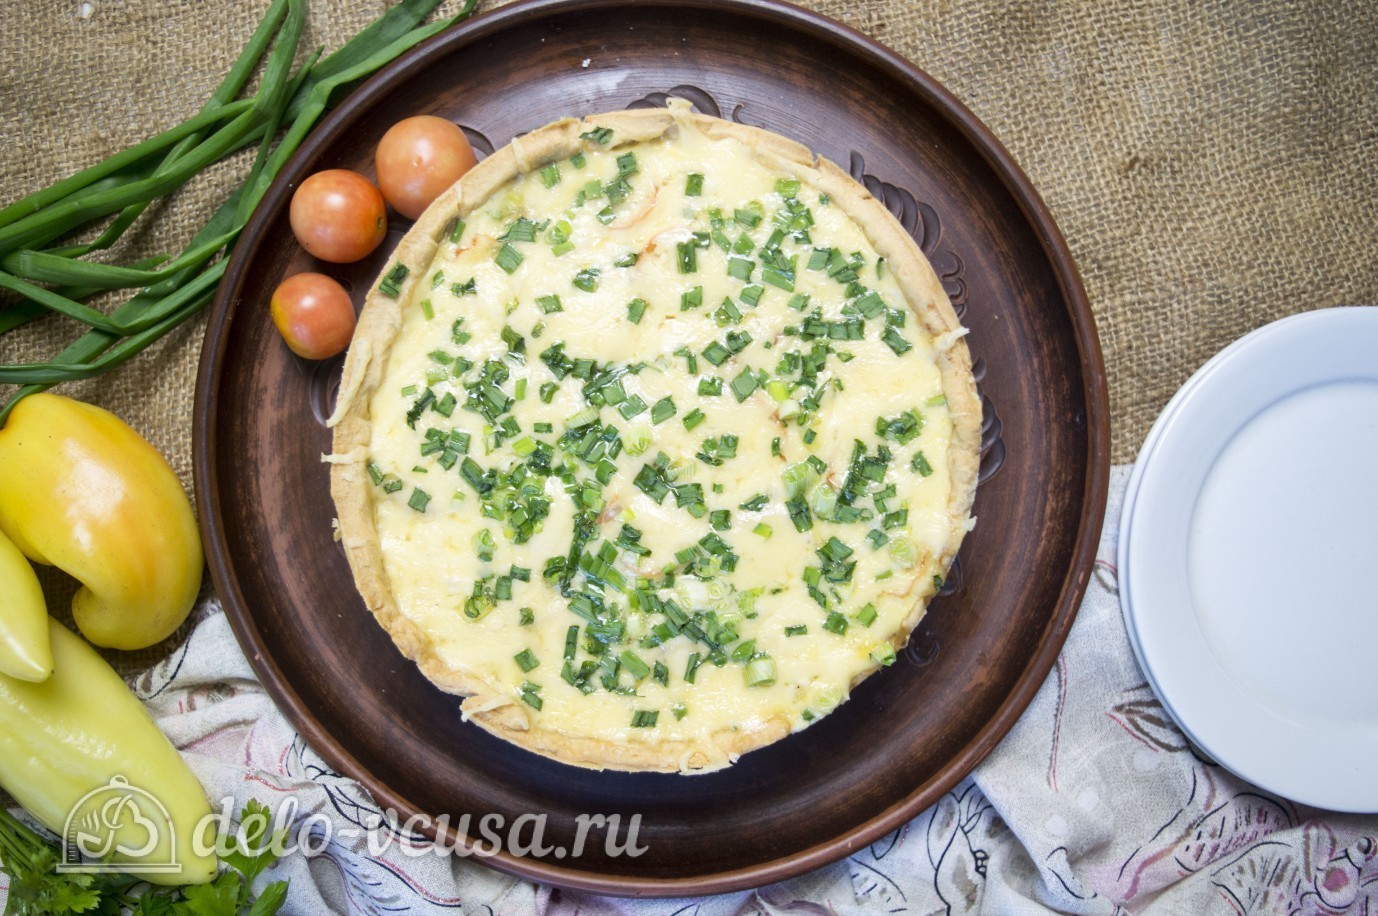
[0,800,289,915]
[0,0,481,422]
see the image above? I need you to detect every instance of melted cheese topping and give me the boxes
[362,120,959,768]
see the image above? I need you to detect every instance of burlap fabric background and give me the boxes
[0,0,1374,728]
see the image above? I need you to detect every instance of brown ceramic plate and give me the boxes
[194,0,1108,896]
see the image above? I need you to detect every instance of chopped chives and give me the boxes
[619,650,650,680]
[580,126,613,144]
[502,218,540,242]
[572,267,600,292]
[785,624,807,636]
[379,262,409,298]
[739,494,768,511]
[540,163,561,187]
[514,649,540,672]
[680,285,703,309]
[676,241,698,273]
[911,450,933,476]
[615,251,640,267]
[631,710,659,728]
[823,611,849,635]
[449,219,466,243]
[570,151,587,168]
[537,294,564,314]
[734,204,763,228]
[709,509,731,531]
[714,298,742,326]
[752,522,773,539]
[519,607,535,626]
[682,408,706,430]
[882,327,912,355]
[761,267,795,291]
[650,396,677,424]
[702,341,731,366]
[419,298,434,320]
[855,603,878,627]
[495,243,524,274]
[698,376,723,396]
[685,172,704,196]
[727,256,754,281]
[627,297,647,324]
[408,487,431,513]
[729,369,758,402]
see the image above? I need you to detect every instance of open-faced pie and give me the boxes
[328,101,980,772]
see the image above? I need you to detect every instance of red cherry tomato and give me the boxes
[270,272,356,360]
[289,170,387,263]
[375,116,477,220]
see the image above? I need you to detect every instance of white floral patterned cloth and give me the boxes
[6,465,1376,914]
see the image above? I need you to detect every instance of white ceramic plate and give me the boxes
[1120,306,1378,813]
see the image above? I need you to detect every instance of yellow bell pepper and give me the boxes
[0,525,52,682]
[0,618,217,884]
[0,393,203,651]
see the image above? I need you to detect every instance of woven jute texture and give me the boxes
[1,0,1376,664]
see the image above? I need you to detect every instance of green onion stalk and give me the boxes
[0,0,481,423]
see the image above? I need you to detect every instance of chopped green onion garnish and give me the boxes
[627,297,647,324]
[379,262,410,298]
[631,710,659,728]
[685,173,704,196]
[676,241,698,273]
[540,163,562,187]
[911,450,933,476]
[419,298,434,320]
[537,294,563,314]
[729,369,758,402]
[650,396,676,424]
[408,487,431,513]
[870,644,897,666]
[702,341,730,366]
[752,522,773,539]
[495,243,524,274]
[619,650,651,680]
[744,656,777,687]
[680,285,703,309]
[515,649,540,672]
[882,327,912,355]
[573,267,600,291]
[785,624,807,636]
[682,408,706,430]
[580,126,614,144]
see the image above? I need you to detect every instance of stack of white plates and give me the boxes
[1119,307,1378,813]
